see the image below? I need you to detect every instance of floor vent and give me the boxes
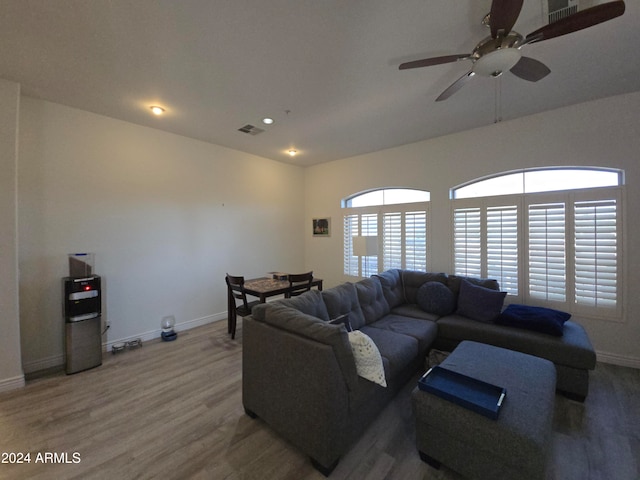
[238,124,265,136]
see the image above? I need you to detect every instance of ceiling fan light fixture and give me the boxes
[472,48,522,77]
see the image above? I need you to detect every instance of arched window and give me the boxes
[451,167,623,318]
[344,188,430,207]
[451,167,622,199]
[342,188,430,277]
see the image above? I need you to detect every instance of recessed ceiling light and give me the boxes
[262,117,274,125]
[288,149,297,157]
[150,106,165,115]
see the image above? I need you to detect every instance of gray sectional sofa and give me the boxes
[242,269,596,475]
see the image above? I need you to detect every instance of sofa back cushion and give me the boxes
[374,269,404,308]
[402,270,448,304]
[355,277,390,325]
[270,289,330,321]
[322,282,366,330]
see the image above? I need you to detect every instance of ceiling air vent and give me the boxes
[544,0,579,23]
[237,124,265,136]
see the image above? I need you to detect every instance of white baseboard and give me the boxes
[21,312,228,374]
[0,374,25,393]
[596,350,640,369]
[23,354,64,374]
[104,312,225,352]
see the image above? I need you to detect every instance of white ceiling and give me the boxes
[1,0,639,167]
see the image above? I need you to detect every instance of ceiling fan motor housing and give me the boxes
[472,34,523,77]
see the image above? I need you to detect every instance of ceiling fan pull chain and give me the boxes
[494,76,502,123]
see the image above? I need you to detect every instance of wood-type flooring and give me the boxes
[0,321,638,479]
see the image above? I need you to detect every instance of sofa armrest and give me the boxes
[242,316,352,468]
[256,303,359,390]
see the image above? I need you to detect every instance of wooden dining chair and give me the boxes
[225,274,260,339]
[285,271,314,298]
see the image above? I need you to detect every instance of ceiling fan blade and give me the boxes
[525,0,625,44]
[399,54,470,70]
[510,56,551,82]
[489,0,524,38]
[435,71,476,102]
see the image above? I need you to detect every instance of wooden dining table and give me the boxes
[242,276,323,303]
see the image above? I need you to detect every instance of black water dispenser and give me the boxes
[63,272,102,374]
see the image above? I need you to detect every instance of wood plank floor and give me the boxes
[0,321,638,480]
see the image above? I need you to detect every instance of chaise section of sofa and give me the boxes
[433,315,596,400]
[376,269,597,401]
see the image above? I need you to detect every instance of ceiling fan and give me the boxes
[399,0,626,101]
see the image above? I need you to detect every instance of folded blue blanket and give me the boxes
[495,304,571,336]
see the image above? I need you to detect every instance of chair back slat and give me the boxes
[226,274,250,310]
[286,271,313,298]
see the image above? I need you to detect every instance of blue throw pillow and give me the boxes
[496,304,571,336]
[456,279,506,323]
[416,281,456,316]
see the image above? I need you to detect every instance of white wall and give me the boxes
[305,91,640,368]
[6,90,640,382]
[0,79,24,391]
[18,98,305,372]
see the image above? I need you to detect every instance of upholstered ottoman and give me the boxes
[412,341,556,480]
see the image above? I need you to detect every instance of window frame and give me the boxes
[451,167,624,199]
[343,192,430,278]
[343,187,430,208]
[452,184,623,320]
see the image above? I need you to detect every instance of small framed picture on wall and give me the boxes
[313,218,331,237]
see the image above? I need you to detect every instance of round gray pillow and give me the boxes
[416,281,455,316]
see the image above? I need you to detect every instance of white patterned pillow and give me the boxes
[347,331,387,387]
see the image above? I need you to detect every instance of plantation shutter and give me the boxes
[574,199,617,308]
[405,211,427,271]
[454,207,482,277]
[487,205,519,295]
[383,212,402,270]
[343,214,358,276]
[361,213,378,277]
[528,203,566,302]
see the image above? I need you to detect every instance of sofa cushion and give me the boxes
[374,269,404,308]
[390,304,440,322]
[322,282,366,330]
[271,289,330,321]
[366,314,438,355]
[359,326,419,382]
[436,314,596,370]
[347,330,387,387]
[447,275,500,297]
[355,277,390,325]
[496,304,571,336]
[416,281,456,316]
[402,271,448,304]
[456,279,506,323]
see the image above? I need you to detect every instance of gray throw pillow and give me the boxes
[416,281,456,316]
[456,279,506,323]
